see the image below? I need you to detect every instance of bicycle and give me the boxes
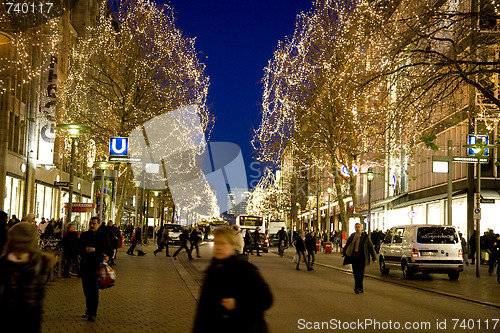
[278,239,286,258]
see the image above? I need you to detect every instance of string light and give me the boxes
[253,0,500,224]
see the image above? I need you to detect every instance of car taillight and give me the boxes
[458,249,463,258]
[411,248,419,258]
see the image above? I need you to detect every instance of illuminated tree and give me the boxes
[61,0,212,224]
[253,0,451,231]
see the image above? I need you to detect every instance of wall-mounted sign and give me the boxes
[390,173,398,191]
[340,164,359,177]
[408,210,417,218]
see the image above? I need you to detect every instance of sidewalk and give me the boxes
[41,247,199,333]
[292,247,500,308]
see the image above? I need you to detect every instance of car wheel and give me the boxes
[402,262,413,280]
[448,271,460,281]
[379,259,390,275]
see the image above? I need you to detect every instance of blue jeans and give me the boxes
[296,251,310,269]
[307,250,315,266]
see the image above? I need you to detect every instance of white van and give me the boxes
[379,224,464,280]
[268,221,287,247]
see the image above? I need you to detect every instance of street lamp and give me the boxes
[464,137,495,277]
[95,161,110,224]
[56,124,90,224]
[308,195,314,230]
[367,167,375,235]
[327,187,333,241]
[0,31,12,45]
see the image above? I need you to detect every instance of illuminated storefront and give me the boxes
[3,175,24,219]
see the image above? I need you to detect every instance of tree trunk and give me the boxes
[113,165,132,226]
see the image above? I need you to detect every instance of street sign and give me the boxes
[109,137,129,156]
[467,134,489,156]
[452,156,489,164]
[480,198,495,204]
[54,181,70,187]
[473,207,481,220]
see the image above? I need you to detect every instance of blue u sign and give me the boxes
[109,137,128,156]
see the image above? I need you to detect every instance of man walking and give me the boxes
[189,225,202,258]
[253,227,262,257]
[341,222,376,294]
[173,226,192,260]
[77,217,113,321]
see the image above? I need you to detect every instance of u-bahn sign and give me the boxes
[109,137,129,159]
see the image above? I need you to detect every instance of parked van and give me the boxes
[379,224,464,280]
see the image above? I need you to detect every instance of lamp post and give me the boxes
[308,195,314,231]
[327,187,333,241]
[56,124,90,224]
[95,161,110,224]
[367,168,375,235]
[464,137,495,277]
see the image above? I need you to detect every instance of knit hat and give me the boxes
[6,222,38,252]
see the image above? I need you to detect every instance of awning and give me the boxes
[371,193,407,208]
[392,190,464,209]
[480,189,500,200]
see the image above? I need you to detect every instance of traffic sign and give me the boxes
[109,137,128,156]
[467,134,489,156]
[473,207,481,220]
[340,164,359,177]
[54,181,70,187]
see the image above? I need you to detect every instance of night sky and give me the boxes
[157,0,313,187]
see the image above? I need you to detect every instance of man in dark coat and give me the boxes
[77,216,113,322]
[469,230,477,264]
[341,222,376,294]
[62,222,79,278]
[252,227,262,257]
[189,225,202,258]
[305,231,317,268]
[173,227,193,260]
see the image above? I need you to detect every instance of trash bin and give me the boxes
[316,240,321,252]
[325,242,332,254]
[120,235,124,248]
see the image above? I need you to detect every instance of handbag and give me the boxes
[95,261,116,289]
[135,242,142,251]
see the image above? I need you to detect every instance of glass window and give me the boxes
[417,227,459,244]
[4,177,12,217]
[44,187,53,219]
[36,184,45,219]
[383,229,393,243]
[393,228,405,243]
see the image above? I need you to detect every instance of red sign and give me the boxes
[64,202,96,212]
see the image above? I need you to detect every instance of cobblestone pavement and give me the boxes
[42,242,500,333]
[42,246,198,333]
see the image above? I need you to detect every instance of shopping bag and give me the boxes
[135,243,142,251]
[95,261,116,289]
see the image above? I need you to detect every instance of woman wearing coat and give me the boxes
[193,227,273,333]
